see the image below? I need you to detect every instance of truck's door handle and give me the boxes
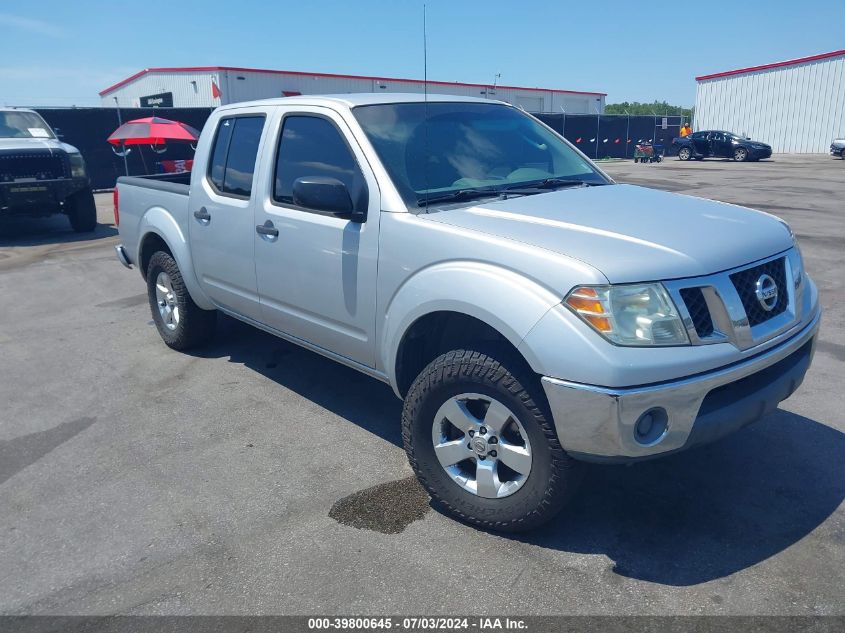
[193,208,211,223]
[256,220,279,238]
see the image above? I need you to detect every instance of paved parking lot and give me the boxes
[1,155,843,615]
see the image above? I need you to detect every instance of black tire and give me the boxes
[146,251,216,350]
[402,348,583,532]
[66,189,97,232]
[677,146,692,161]
[734,147,748,162]
[840,148,845,159]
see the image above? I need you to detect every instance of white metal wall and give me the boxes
[102,71,223,108]
[102,69,604,113]
[695,55,845,153]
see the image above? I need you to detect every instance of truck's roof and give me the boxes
[218,92,507,111]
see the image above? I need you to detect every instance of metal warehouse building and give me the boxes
[99,66,606,114]
[694,49,845,153]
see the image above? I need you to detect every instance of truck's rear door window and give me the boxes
[208,115,265,198]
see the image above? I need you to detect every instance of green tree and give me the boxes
[605,101,694,121]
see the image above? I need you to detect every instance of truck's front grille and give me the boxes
[679,287,714,337]
[0,152,68,182]
[729,257,788,326]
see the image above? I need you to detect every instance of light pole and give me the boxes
[113,96,129,177]
[593,103,601,159]
[624,109,630,159]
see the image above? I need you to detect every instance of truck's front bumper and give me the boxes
[115,244,133,269]
[541,309,820,462]
[0,177,88,215]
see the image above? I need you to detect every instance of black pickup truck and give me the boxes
[672,130,772,162]
[0,108,96,232]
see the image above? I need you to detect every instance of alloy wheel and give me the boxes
[155,271,180,331]
[431,392,532,499]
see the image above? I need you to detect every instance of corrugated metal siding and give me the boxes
[695,54,845,153]
[103,69,604,114]
[100,71,222,108]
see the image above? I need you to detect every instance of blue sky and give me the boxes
[1,0,843,108]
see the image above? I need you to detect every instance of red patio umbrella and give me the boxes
[107,116,200,146]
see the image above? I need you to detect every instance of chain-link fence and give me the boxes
[31,108,685,190]
[533,113,684,159]
[35,107,213,190]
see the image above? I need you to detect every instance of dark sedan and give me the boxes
[673,131,772,162]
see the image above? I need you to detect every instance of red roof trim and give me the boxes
[100,66,606,97]
[696,49,845,81]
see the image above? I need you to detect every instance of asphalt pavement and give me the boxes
[1,154,843,615]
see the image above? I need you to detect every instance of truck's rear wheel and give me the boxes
[66,189,97,232]
[146,251,216,350]
[402,348,582,532]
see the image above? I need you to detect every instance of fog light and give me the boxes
[634,408,668,445]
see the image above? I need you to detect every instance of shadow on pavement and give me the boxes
[521,409,845,586]
[194,315,845,587]
[0,417,97,485]
[195,315,403,447]
[0,216,117,247]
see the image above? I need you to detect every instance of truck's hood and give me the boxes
[421,184,793,283]
[0,137,78,154]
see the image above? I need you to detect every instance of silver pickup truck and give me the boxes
[114,94,820,531]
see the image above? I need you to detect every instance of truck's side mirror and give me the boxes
[293,176,364,221]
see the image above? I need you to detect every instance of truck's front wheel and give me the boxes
[402,348,582,532]
[66,189,97,232]
[146,251,216,350]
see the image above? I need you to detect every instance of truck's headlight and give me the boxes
[780,221,804,288]
[790,245,804,289]
[69,153,87,178]
[565,284,689,346]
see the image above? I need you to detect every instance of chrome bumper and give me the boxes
[541,309,821,462]
[114,244,132,269]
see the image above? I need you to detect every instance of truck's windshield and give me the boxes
[353,102,608,207]
[0,111,55,139]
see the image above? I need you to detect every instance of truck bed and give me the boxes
[116,174,191,268]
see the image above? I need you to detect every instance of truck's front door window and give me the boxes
[273,115,366,213]
[207,115,265,199]
[353,102,609,208]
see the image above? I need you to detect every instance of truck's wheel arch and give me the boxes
[382,263,561,397]
[393,311,538,398]
[135,209,214,310]
[138,232,171,281]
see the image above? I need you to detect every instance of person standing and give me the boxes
[680,122,692,137]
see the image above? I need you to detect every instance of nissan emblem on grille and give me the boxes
[755,274,779,311]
